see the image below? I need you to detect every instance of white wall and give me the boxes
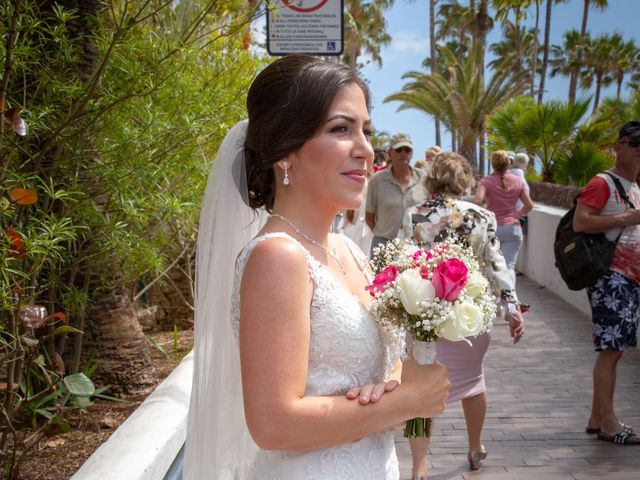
[516,204,590,316]
[70,352,193,480]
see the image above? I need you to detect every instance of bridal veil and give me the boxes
[183,120,265,479]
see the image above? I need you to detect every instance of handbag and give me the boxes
[554,172,635,291]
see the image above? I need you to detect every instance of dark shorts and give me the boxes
[587,271,640,351]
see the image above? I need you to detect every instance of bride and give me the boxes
[183,54,450,479]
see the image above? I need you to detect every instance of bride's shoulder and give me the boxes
[240,232,310,280]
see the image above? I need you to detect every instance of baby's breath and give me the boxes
[369,236,496,343]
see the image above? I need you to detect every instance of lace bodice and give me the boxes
[230,232,403,479]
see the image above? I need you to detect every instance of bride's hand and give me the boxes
[346,380,400,405]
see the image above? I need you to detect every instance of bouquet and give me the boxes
[367,237,496,437]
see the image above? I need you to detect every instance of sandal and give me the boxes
[597,430,640,445]
[586,423,634,435]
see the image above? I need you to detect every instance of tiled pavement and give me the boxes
[394,275,640,480]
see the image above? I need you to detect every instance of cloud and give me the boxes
[388,32,429,55]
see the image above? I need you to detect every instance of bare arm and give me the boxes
[515,189,533,218]
[240,239,449,452]
[573,203,640,234]
[474,184,486,206]
[365,211,376,231]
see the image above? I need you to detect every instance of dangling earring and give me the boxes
[283,161,290,186]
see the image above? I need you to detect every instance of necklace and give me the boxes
[271,213,346,274]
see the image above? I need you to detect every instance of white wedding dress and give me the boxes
[231,232,403,479]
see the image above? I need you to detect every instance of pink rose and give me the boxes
[432,258,468,301]
[365,265,398,296]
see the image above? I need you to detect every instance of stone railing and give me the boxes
[529,181,581,209]
[70,352,193,480]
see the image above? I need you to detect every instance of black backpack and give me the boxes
[554,172,636,291]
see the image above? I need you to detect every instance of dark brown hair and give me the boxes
[244,54,370,211]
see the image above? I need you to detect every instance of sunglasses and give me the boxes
[619,139,640,148]
[394,147,412,153]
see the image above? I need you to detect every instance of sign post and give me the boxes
[267,0,343,56]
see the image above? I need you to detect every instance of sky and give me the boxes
[360,0,640,163]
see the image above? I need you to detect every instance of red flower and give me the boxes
[6,227,26,259]
[432,258,468,301]
[411,249,433,265]
[365,265,398,296]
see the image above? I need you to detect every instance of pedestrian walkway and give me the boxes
[395,275,640,480]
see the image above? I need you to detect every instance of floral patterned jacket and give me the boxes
[402,195,518,303]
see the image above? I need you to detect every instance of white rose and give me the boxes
[466,271,489,298]
[398,269,436,315]
[439,301,485,342]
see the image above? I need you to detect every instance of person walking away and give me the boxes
[403,152,525,479]
[474,150,533,287]
[573,121,640,445]
[365,133,429,256]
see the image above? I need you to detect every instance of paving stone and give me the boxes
[395,275,640,479]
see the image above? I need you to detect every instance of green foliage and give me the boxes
[554,142,615,187]
[386,45,528,166]
[488,96,592,181]
[1,1,265,476]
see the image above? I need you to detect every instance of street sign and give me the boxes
[267,0,343,56]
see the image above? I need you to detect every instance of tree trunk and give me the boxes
[537,0,553,104]
[460,136,477,168]
[617,74,623,99]
[593,73,602,113]
[429,0,441,146]
[530,0,540,97]
[83,289,154,395]
[580,0,589,38]
[571,0,590,105]
[475,0,489,175]
[514,6,522,74]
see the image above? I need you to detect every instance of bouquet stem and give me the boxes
[405,340,436,438]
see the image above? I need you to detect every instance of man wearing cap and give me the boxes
[573,121,640,445]
[365,133,429,256]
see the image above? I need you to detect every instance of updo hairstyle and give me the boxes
[491,150,511,191]
[424,151,475,196]
[244,54,370,211]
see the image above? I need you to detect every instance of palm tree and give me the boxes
[435,0,474,62]
[530,0,540,96]
[488,96,591,181]
[580,33,618,113]
[385,45,528,167]
[550,29,584,105]
[580,0,608,38]
[597,92,640,127]
[470,0,491,173]
[572,0,609,104]
[343,0,394,70]
[492,0,533,74]
[429,0,441,146]
[537,0,570,103]
[609,37,639,99]
[489,22,539,77]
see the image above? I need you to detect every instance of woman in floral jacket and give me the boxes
[401,152,525,480]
